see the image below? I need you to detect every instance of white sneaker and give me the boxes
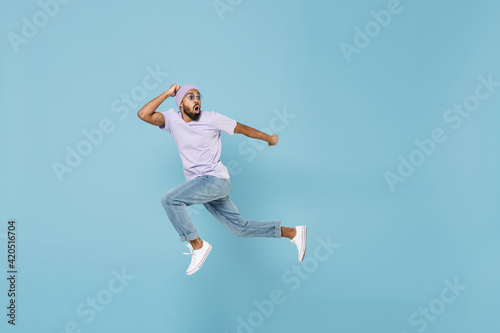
[290,226,307,262]
[183,240,212,275]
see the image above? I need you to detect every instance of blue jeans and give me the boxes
[160,175,282,242]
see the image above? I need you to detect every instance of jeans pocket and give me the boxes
[208,177,230,198]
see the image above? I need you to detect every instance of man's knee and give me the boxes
[230,224,247,237]
[231,230,245,237]
[160,193,176,208]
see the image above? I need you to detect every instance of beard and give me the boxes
[183,105,200,121]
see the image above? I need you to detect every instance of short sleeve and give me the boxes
[212,112,237,136]
[158,109,175,133]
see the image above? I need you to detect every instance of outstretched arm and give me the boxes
[137,84,180,126]
[234,122,279,146]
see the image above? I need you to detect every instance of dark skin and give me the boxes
[137,84,295,249]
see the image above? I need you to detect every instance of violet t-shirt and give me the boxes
[159,108,237,181]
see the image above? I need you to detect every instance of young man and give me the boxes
[137,83,307,275]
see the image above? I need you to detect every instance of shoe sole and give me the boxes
[299,226,307,262]
[186,244,212,276]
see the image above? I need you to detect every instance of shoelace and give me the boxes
[183,243,196,256]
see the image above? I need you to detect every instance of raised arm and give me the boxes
[234,122,279,146]
[137,84,180,126]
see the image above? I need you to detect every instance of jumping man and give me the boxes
[137,83,307,275]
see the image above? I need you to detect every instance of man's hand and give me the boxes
[166,84,180,97]
[137,83,180,126]
[268,134,279,146]
[234,122,279,147]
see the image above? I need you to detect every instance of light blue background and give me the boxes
[1,0,499,332]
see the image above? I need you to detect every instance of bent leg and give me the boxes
[203,195,281,238]
[161,175,231,242]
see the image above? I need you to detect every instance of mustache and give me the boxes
[183,107,200,120]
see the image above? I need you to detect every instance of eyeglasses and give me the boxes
[186,93,203,101]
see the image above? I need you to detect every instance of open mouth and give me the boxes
[194,105,200,113]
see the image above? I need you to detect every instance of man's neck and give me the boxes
[181,110,194,123]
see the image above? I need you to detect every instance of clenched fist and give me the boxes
[268,134,279,146]
[166,84,180,97]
